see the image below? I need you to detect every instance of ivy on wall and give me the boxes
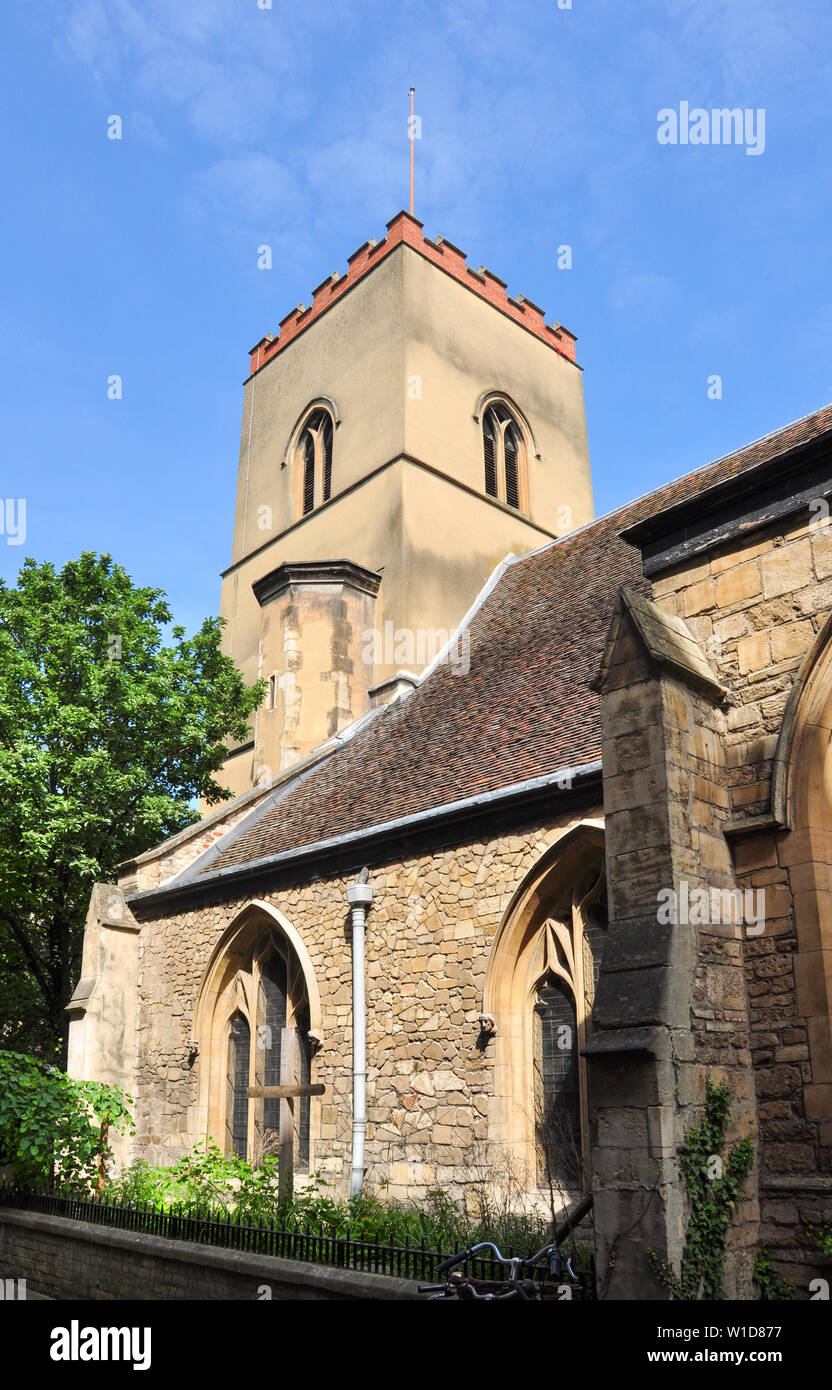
[649,1078,754,1300]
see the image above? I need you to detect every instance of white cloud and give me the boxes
[51,0,298,145]
[663,0,827,97]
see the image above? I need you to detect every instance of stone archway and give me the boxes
[192,901,323,1164]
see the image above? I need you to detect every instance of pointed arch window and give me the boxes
[532,866,607,1192]
[249,936,313,1169]
[483,828,607,1200]
[257,950,288,1140]
[535,978,580,1187]
[197,914,316,1172]
[482,402,526,511]
[533,867,611,1184]
[225,1013,250,1160]
[296,407,334,517]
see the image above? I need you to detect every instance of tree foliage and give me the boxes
[0,1051,133,1191]
[0,553,264,1058]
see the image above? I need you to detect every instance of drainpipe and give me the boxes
[346,868,373,1197]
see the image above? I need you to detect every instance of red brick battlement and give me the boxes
[248,211,578,376]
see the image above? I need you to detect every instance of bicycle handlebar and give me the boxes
[435,1240,579,1281]
[437,1248,470,1274]
[436,1194,594,1277]
[437,1241,519,1273]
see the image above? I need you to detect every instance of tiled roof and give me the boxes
[195,403,832,879]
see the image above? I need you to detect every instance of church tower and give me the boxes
[219,211,594,796]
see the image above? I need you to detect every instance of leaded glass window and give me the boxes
[225,1012,251,1159]
[535,978,580,1188]
[258,951,287,1137]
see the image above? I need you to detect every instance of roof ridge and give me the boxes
[515,399,832,570]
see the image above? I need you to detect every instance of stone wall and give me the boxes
[590,592,758,1299]
[0,1208,416,1301]
[652,513,830,817]
[130,807,602,1206]
[648,508,832,1288]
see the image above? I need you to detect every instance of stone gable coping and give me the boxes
[593,587,729,702]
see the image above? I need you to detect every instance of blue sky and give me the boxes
[1,0,830,632]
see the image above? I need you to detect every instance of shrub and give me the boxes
[805,1222,832,1257]
[753,1245,796,1300]
[0,1050,133,1191]
[108,1142,573,1255]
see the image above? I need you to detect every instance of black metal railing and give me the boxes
[0,1183,595,1294]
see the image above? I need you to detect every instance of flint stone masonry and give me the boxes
[0,1209,416,1301]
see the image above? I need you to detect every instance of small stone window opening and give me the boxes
[482,403,526,511]
[297,408,334,517]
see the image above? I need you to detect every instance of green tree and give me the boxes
[0,553,264,1061]
[0,1051,133,1191]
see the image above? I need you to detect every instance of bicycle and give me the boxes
[417,1195,593,1301]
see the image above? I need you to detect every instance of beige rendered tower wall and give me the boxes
[219,211,594,796]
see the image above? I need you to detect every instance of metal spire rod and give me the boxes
[409,85,415,216]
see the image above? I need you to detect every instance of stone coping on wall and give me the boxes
[759,1175,832,1192]
[0,1208,418,1302]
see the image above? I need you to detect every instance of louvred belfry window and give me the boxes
[302,431,315,515]
[482,402,526,511]
[504,427,519,509]
[483,417,498,497]
[321,413,333,500]
[297,407,334,517]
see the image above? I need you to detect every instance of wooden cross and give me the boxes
[248,1029,325,1200]
[246,1085,325,1099]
